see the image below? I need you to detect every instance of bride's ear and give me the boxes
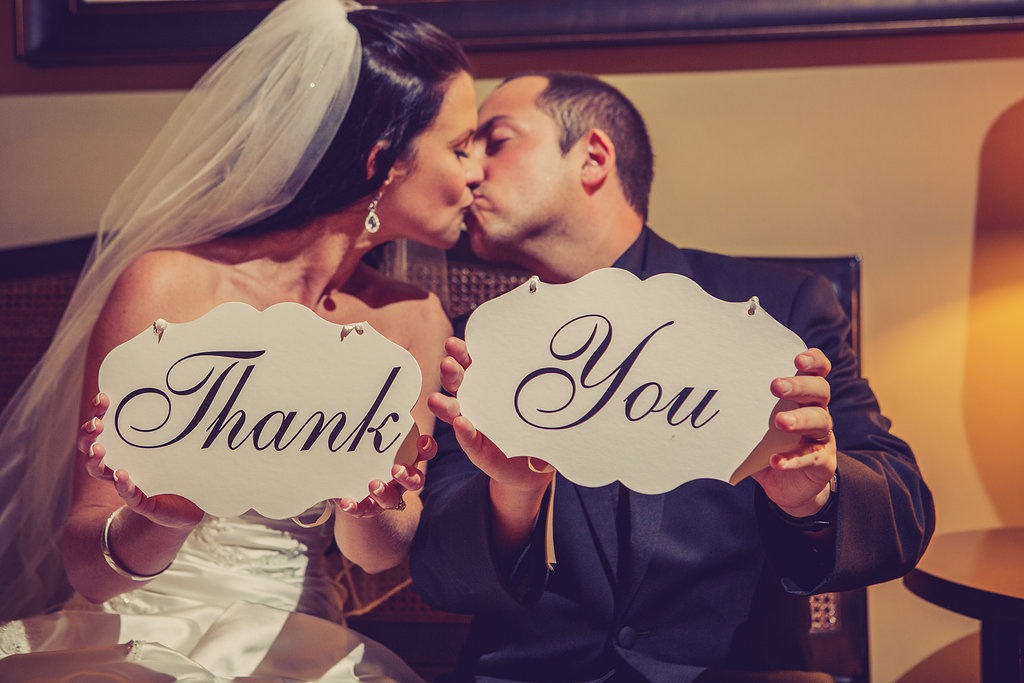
[366,141,386,180]
[366,141,408,184]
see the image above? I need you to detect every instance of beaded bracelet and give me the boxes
[100,505,172,582]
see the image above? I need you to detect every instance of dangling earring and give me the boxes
[364,190,383,234]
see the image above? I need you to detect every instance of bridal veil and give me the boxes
[0,0,363,619]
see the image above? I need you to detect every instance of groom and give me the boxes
[412,71,934,682]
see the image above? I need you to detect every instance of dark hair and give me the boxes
[505,71,654,220]
[239,8,471,235]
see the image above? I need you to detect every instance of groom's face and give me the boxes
[465,76,578,267]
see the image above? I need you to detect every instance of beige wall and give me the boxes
[4,44,1024,683]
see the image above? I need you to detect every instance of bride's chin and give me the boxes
[415,226,461,250]
[439,228,462,249]
[441,218,468,246]
[410,213,469,249]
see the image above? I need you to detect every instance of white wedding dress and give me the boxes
[0,508,424,682]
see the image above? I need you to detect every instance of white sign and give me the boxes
[98,302,422,518]
[458,268,807,494]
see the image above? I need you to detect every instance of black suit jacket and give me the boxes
[411,228,935,682]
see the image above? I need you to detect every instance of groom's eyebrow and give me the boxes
[474,116,505,140]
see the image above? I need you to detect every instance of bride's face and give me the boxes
[382,71,481,249]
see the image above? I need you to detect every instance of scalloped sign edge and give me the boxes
[97,301,422,518]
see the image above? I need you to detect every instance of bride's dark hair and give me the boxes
[236,8,472,236]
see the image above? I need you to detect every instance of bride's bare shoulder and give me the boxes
[118,248,215,285]
[105,248,221,321]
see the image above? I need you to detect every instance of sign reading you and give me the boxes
[458,268,808,494]
[98,302,421,518]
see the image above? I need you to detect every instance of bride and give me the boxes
[0,1,479,680]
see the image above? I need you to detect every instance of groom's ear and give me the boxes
[581,129,614,183]
[578,128,615,196]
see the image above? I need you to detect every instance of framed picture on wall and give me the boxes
[16,0,1024,66]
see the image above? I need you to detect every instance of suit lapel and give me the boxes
[637,228,696,281]
[619,490,665,612]
[568,480,620,584]
[567,482,665,609]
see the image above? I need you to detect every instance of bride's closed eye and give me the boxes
[452,133,474,159]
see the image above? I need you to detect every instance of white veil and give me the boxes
[0,0,362,620]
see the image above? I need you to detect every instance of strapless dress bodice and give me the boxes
[106,506,346,622]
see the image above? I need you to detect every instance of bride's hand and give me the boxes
[79,393,204,530]
[79,393,114,483]
[336,434,437,518]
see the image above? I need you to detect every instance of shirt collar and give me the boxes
[611,227,650,274]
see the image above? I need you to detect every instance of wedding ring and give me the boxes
[806,429,833,444]
[390,497,407,512]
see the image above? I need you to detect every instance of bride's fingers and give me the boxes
[335,496,382,519]
[414,434,437,463]
[335,497,358,516]
[392,463,425,493]
[77,416,104,456]
[83,442,114,481]
[112,469,146,509]
[368,480,405,512]
[91,392,110,420]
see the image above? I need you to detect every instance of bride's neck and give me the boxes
[194,206,377,305]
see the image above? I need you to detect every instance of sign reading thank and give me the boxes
[98,302,422,518]
[458,268,807,494]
